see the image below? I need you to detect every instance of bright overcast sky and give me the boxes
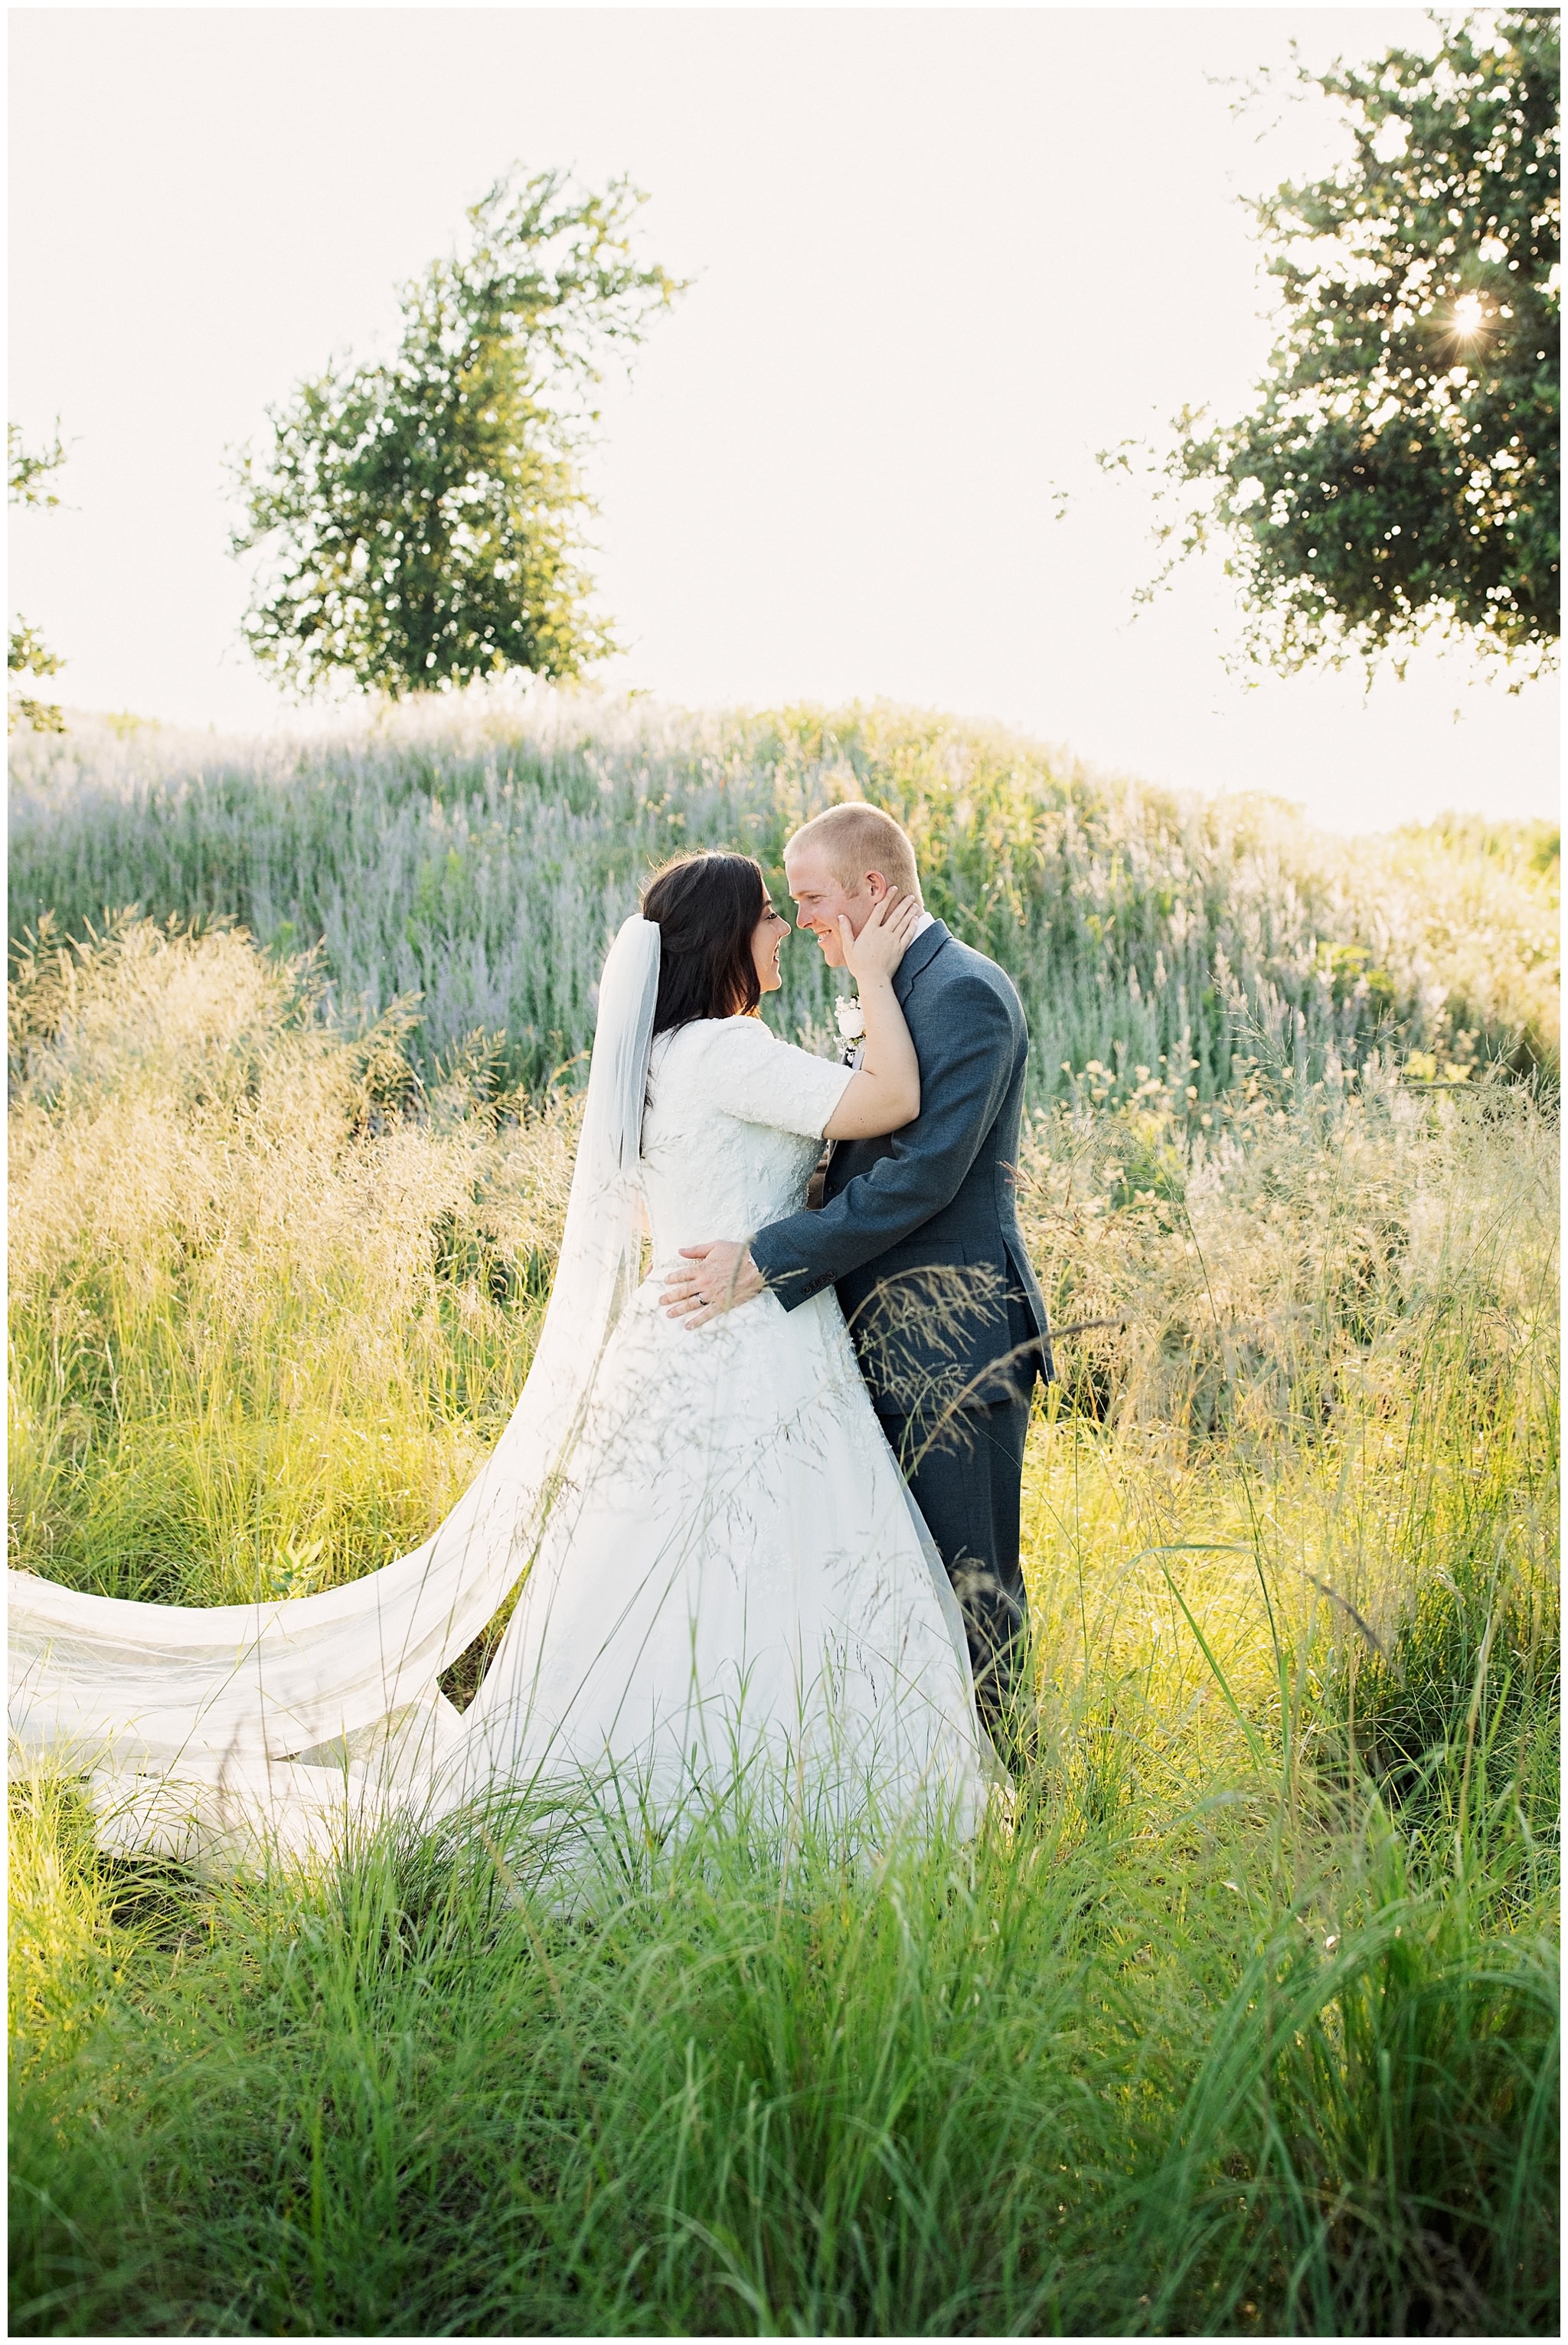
[8,2,1560,834]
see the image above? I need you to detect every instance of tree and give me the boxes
[8,422,67,732]
[1138,9,1559,681]
[231,170,683,700]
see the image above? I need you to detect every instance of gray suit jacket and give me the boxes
[750,921,1054,1416]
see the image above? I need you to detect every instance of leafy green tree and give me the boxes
[8,423,67,732]
[1137,9,1560,680]
[231,170,683,700]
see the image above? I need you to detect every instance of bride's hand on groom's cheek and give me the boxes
[662,1239,766,1327]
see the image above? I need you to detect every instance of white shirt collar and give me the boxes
[909,908,935,940]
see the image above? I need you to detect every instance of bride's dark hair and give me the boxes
[642,851,768,1036]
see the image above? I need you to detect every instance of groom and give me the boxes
[662,802,1053,1749]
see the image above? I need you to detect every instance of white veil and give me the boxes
[8,916,665,1803]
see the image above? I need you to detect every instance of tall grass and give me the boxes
[7,914,562,1608]
[9,692,1559,1097]
[8,917,1558,2334]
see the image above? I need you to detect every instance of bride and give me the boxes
[9,852,990,1874]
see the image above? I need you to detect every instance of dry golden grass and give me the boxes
[8,915,578,1604]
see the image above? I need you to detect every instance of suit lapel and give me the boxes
[893,919,949,1008]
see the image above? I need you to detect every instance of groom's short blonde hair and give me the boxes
[786,803,922,901]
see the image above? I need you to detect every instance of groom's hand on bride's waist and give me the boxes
[662,1241,766,1328]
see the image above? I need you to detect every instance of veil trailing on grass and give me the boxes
[8,916,664,1801]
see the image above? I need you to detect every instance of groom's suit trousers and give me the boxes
[878,1393,1031,1742]
[877,1289,1040,1748]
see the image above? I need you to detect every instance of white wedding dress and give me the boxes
[8,921,989,1878]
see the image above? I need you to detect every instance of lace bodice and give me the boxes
[640,1017,851,1266]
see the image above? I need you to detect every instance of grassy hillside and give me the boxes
[9,692,1559,1100]
[9,914,1559,2334]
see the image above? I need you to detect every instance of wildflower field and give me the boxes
[8,697,1560,2335]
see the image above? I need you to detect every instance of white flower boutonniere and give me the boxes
[834,997,865,1043]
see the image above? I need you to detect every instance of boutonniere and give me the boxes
[834,996,865,1044]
